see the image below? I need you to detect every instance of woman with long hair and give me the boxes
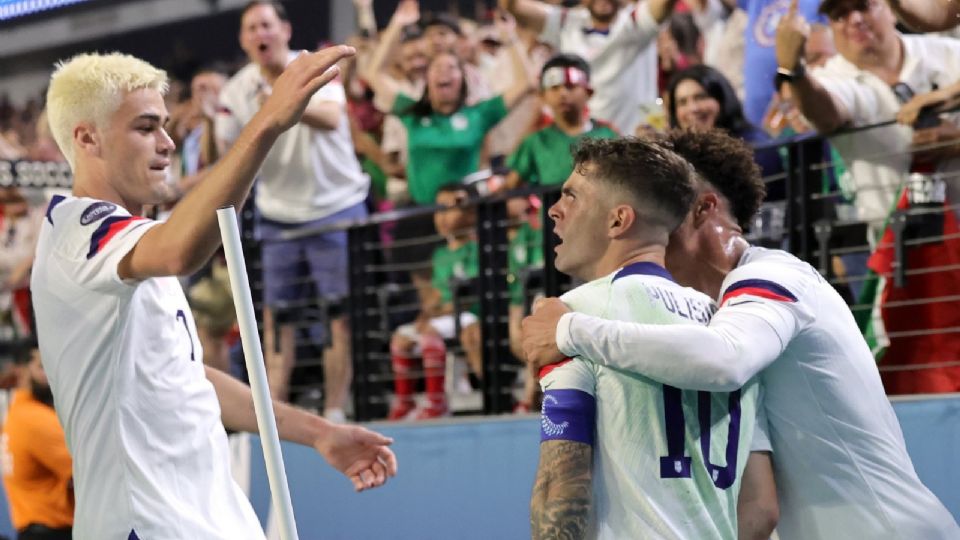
[666,64,784,198]
[365,1,534,207]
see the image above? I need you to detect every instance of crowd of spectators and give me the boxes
[3,0,960,428]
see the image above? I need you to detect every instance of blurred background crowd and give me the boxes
[3,0,960,426]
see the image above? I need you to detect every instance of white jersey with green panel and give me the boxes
[539,262,766,540]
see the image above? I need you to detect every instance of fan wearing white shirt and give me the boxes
[33,50,396,539]
[216,1,370,416]
[500,0,680,134]
[521,129,959,540]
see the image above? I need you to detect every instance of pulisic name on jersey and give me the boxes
[79,202,118,226]
[642,284,716,324]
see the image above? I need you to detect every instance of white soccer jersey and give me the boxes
[722,248,959,539]
[31,196,263,539]
[557,247,960,539]
[540,262,764,540]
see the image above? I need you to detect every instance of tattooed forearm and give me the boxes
[530,440,593,540]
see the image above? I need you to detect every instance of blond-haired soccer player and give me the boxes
[32,50,397,539]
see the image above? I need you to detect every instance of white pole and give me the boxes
[217,207,299,540]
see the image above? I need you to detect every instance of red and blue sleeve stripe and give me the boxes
[86,216,145,259]
[721,279,798,306]
[538,358,572,381]
[45,194,66,225]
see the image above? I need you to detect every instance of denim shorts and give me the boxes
[258,202,368,308]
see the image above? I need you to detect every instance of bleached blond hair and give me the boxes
[46,52,168,169]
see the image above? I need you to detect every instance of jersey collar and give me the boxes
[612,261,674,283]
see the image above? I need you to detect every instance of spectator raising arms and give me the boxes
[777,0,960,393]
[364,0,535,207]
[501,0,680,134]
[886,0,960,31]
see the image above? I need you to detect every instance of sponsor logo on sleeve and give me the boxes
[80,202,118,226]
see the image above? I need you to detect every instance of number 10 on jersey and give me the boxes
[660,385,742,490]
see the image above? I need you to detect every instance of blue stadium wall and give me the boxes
[244,395,960,539]
[0,395,956,538]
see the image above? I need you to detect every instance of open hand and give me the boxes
[520,297,571,372]
[315,423,398,492]
[255,44,356,136]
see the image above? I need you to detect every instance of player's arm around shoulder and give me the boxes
[719,258,818,332]
[531,359,596,540]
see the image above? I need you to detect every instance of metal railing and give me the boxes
[5,113,960,417]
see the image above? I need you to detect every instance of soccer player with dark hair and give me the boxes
[523,129,959,539]
[530,136,769,539]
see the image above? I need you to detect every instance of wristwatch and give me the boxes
[774,62,806,92]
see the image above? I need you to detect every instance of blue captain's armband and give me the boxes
[540,389,596,445]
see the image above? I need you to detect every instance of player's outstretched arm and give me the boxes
[118,45,356,281]
[523,297,792,392]
[530,440,592,540]
[206,367,397,492]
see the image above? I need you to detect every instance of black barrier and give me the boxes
[476,196,513,414]
[347,221,380,421]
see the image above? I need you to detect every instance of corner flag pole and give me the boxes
[217,206,299,540]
